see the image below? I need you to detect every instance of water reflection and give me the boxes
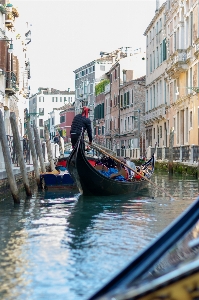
[0,173,198,300]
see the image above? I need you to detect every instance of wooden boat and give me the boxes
[67,136,155,196]
[40,152,98,190]
[88,197,199,300]
[40,171,77,190]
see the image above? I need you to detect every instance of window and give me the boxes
[163,38,167,61]
[153,127,155,139]
[174,32,176,52]
[64,97,66,102]
[190,12,193,46]
[153,51,155,70]
[52,117,54,125]
[56,97,58,102]
[115,68,117,80]
[40,129,44,138]
[132,89,134,104]
[150,54,152,73]
[185,108,188,142]
[60,97,62,102]
[39,119,43,126]
[92,66,95,72]
[156,47,159,68]
[127,91,129,106]
[160,126,162,138]
[120,94,123,107]
[190,111,193,127]
[124,93,126,107]
[39,108,44,115]
[52,97,54,102]
[190,67,192,88]
[60,115,65,123]
[39,97,41,102]
[100,65,105,71]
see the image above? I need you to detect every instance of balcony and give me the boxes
[145,105,166,123]
[5,19,14,28]
[166,50,188,78]
[5,71,17,95]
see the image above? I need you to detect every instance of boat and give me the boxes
[40,150,98,190]
[67,135,155,196]
[88,196,199,300]
[40,170,77,190]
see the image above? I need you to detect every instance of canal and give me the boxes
[0,172,198,300]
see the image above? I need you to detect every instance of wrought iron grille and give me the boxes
[173,147,180,161]
[193,146,199,162]
[182,146,189,161]
[157,148,162,160]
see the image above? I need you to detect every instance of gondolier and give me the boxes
[70,106,92,148]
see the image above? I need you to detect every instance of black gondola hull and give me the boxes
[68,138,154,196]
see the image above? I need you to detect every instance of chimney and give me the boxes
[156,0,160,12]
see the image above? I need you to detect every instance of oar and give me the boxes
[85,141,175,200]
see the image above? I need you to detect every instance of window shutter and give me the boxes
[102,103,104,118]
[0,41,7,72]
[163,38,167,61]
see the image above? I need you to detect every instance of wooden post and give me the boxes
[26,121,41,186]
[44,125,55,171]
[10,112,32,196]
[168,128,174,175]
[33,123,46,173]
[0,110,20,203]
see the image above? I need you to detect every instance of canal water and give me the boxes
[0,173,198,300]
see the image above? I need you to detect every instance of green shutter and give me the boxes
[163,38,167,61]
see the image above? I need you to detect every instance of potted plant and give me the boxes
[0,4,7,14]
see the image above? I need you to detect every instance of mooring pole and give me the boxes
[168,128,174,175]
[0,110,20,203]
[26,121,41,186]
[10,112,32,196]
[44,125,55,171]
[33,124,46,174]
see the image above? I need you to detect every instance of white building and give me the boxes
[28,87,75,138]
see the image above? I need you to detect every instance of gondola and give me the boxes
[67,135,155,196]
[88,196,199,300]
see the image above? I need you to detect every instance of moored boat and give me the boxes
[67,135,155,196]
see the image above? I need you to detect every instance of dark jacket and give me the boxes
[70,114,92,142]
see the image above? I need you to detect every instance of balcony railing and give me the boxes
[5,71,17,95]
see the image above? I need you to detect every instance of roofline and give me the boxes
[143,2,166,36]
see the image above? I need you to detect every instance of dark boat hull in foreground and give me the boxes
[68,138,155,196]
[88,197,199,300]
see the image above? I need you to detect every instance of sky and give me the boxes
[11,0,164,95]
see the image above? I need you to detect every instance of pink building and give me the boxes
[59,108,75,143]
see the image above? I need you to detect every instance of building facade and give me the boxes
[28,87,75,138]
[0,1,31,137]
[144,0,199,149]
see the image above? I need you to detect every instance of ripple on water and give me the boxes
[0,175,198,300]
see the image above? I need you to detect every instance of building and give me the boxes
[144,0,199,149]
[28,87,75,138]
[164,0,199,147]
[0,1,30,137]
[104,49,146,152]
[144,1,167,148]
[73,55,114,132]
